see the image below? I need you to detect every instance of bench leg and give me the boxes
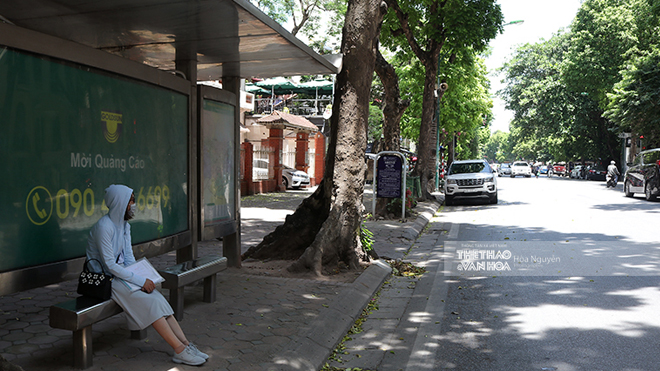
[131,329,148,340]
[170,286,185,321]
[203,274,217,303]
[73,326,93,369]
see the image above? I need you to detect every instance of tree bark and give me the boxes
[373,49,410,217]
[243,0,386,275]
[414,56,441,198]
[386,0,443,200]
[289,0,386,274]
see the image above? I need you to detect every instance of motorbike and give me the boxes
[606,174,618,188]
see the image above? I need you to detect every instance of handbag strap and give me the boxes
[83,253,122,275]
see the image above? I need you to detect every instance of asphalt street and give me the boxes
[327,175,660,371]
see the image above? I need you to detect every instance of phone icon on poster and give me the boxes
[32,193,47,219]
[26,186,52,225]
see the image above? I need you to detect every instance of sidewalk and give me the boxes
[0,190,440,371]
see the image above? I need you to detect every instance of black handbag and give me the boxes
[77,259,114,300]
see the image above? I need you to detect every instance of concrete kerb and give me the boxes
[267,260,391,371]
[266,199,440,371]
[402,200,440,240]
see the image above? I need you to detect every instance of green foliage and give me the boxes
[359,220,374,252]
[437,51,493,159]
[562,0,642,108]
[368,104,384,143]
[385,189,417,216]
[379,0,503,179]
[499,25,620,162]
[605,48,660,146]
[482,130,512,163]
[250,0,290,24]
[249,0,346,54]
[381,0,504,56]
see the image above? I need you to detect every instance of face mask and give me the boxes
[128,203,137,218]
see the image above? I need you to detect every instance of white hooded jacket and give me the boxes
[86,184,147,288]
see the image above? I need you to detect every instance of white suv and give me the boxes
[511,161,532,177]
[444,159,498,205]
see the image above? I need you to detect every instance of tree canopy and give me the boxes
[499,0,660,163]
[379,0,503,196]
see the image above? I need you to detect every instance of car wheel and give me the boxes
[645,182,656,201]
[624,180,634,197]
[445,195,454,206]
[282,177,289,189]
[489,193,498,204]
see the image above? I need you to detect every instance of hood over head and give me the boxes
[104,184,133,225]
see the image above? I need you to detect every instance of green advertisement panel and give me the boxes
[0,47,189,272]
[201,99,235,225]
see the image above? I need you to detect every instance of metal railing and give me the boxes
[254,97,332,116]
[253,147,274,180]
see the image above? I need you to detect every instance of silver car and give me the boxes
[444,159,498,205]
[282,165,310,189]
[511,161,532,177]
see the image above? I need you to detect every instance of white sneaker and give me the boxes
[172,345,206,366]
[189,342,209,360]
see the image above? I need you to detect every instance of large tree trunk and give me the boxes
[413,57,440,199]
[385,0,445,200]
[241,180,331,261]
[373,49,410,217]
[243,0,386,275]
[289,0,386,274]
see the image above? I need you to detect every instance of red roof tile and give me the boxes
[256,111,318,132]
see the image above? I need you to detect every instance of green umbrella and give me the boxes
[245,83,271,96]
[298,78,334,95]
[255,77,300,95]
[298,78,334,114]
[255,77,301,112]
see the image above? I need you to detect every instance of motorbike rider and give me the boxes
[607,160,620,187]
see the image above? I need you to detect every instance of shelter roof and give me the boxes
[256,111,318,132]
[0,0,338,80]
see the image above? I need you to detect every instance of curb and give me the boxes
[266,260,392,371]
[266,200,440,370]
[403,200,441,241]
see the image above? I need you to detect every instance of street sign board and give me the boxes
[376,155,403,198]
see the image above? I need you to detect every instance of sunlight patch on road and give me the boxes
[502,287,660,339]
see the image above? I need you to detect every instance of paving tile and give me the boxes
[0,194,439,371]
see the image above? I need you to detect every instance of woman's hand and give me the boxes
[142,278,155,293]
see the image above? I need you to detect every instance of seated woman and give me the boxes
[86,184,208,366]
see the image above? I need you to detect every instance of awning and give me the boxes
[0,0,338,80]
[256,111,319,132]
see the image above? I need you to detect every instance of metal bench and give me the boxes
[49,296,147,369]
[159,255,227,320]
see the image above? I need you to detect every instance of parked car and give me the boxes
[549,162,567,177]
[570,165,586,179]
[253,159,270,180]
[539,165,549,174]
[282,165,310,189]
[586,164,606,181]
[624,148,660,200]
[511,161,532,177]
[444,159,498,205]
[498,163,512,177]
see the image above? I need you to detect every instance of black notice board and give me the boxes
[376,155,403,198]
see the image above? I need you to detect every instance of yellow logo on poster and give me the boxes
[26,186,53,225]
[101,111,123,143]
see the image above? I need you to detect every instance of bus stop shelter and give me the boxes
[0,0,338,296]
